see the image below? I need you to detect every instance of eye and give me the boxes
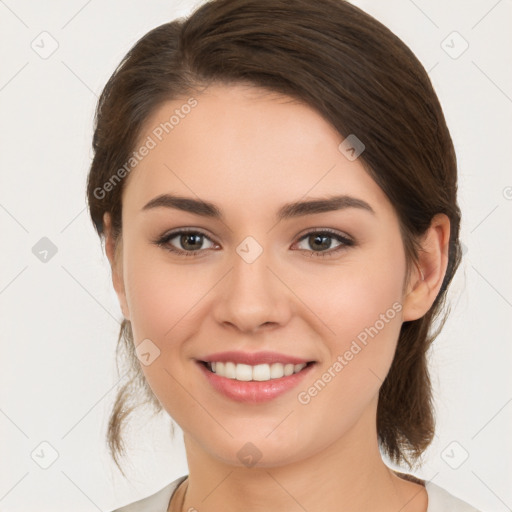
[154,229,217,256]
[293,229,354,257]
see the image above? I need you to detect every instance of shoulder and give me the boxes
[425,481,482,512]
[109,475,188,512]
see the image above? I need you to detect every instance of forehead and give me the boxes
[122,83,392,220]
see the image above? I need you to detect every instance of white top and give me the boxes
[111,474,482,512]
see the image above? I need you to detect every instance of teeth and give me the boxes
[207,361,308,381]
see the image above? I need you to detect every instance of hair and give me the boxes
[86,0,461,477]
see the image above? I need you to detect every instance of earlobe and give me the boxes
[103,212,131,320]
[402,213,451,322]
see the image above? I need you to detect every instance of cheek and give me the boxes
[288,247,406,448]
[121,249,204,412]
[123,246,202,342]
[329,263,404,349]
[296,240,407,394]
[303,243,405,345]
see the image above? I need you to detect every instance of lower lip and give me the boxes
[196,361,316,404]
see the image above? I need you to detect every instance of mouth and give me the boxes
[198,360,316,382]
[196,358,317,403]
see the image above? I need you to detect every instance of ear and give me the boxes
[103,212,130,320]
[402,213,451,322]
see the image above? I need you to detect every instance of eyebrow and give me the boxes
[141,193,375,220]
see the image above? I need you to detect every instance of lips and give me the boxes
[195,351,317,403]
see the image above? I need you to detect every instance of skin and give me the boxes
[103,83,450,512]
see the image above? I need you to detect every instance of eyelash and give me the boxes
[152,228,355,258]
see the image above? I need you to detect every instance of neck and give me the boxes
[177,398,427,512]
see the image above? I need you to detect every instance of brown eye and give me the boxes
[294,230,354,257]
[155,229,216,256]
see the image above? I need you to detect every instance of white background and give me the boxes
[0,0,511,510]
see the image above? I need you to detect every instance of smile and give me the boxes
[203,361,311,381]
[196,359,316,403]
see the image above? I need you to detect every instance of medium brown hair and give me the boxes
[86,0,461,476]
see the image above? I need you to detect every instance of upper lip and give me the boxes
[198,351,314,366]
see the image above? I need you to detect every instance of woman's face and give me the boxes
[109,83,418,467]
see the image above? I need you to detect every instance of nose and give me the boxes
[212,242,292,334]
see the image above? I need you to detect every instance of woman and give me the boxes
[86,0,481,510]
